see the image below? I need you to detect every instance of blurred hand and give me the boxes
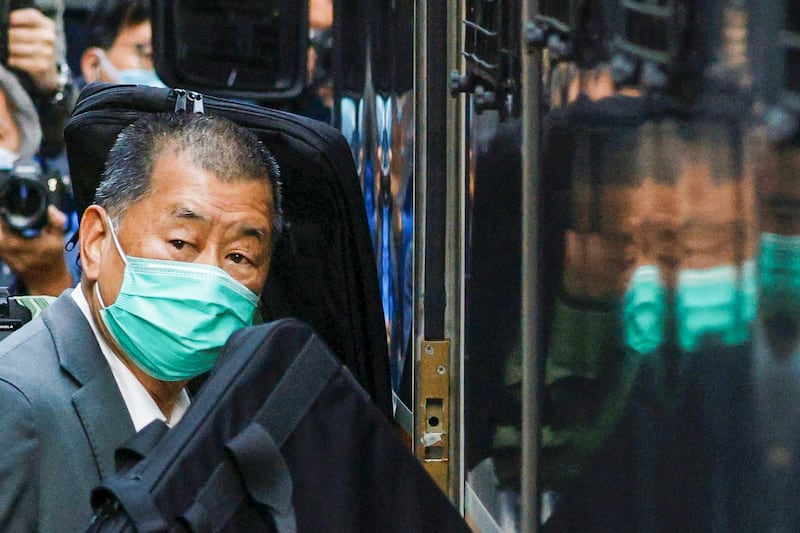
[0,205,73,296]
[7,8,59,93]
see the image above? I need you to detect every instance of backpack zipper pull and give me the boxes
[187,91,205,114]
[172,88,187,112]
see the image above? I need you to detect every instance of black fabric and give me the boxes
[113,420,169,475]
[150,1,308,102]
[87,318,468,533]
[64,83,392,418]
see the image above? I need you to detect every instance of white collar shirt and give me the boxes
[70,283,190,431]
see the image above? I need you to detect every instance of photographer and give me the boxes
[7,0,76,158]
[78,0,163,88]
[0,62,77,296]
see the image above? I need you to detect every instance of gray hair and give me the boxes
[0,65,42,158]
[94,112,283,237]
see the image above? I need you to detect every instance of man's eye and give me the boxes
[229,253,249,264]
[170,240,187,250]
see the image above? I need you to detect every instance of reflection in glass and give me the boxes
[336,0,414,395]
[464,110,524,531]
[524,4,800,530]
[750,137,800,531]
[536,91,757,531]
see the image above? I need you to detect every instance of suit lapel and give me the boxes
[72,372,135,479]
[42,291,136,479]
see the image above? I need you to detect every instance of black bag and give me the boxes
[64,83,392,418]
[87,319,469,533]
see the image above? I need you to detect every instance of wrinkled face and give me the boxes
[83,149,275,308]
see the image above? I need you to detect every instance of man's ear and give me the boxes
[79,205,109,282]
[80,47,103,83]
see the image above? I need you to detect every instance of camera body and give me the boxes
[0,158,74,238]
[0,286,31,341]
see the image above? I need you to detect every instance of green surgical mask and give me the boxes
[622,264,666,355]
[675,262,753,352]
[759,232,800,313]
[96,219,259,381]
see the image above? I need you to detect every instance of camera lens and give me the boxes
[0,177,48,234]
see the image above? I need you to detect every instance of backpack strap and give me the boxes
[181,329,339,532]
[90,475,169,532]
[113,420,170,475]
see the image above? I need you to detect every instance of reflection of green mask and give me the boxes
[622,265,666,355]
[675,262,754,352]
[759,233,800,314]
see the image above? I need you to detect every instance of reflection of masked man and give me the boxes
[742,141,800,532]
[750,229,800,532]
[624,122,757,358]
[758,225,800,357]
[542,112,759,533]
[538,95,655,495]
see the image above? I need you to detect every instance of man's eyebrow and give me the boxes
[171,206,208,222]
[170,206,268,240]
[242,226,267,240]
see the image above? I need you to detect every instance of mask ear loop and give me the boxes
[95,216,129,310]
[105,216,129,266]
[92,47,122,83]
[94,277,108,309]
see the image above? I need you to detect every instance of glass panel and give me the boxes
[463,106,524,532]
[530,3,800,531]
[335,0,414,398]
[538,101,758,529]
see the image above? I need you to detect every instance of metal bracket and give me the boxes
[416,339,451,493]
[523,15,573,61]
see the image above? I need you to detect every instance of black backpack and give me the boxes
[64,83,392,418]
[87,319,469,532]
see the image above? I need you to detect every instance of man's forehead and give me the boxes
[163,202,271,238]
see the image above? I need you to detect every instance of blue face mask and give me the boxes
[96,219,259,381]
[675,263,754,352]
[0,146,18,169]
[117,69,166,87]
[759,232,800,314]
[622,264,666,355]
[95,48,166,88]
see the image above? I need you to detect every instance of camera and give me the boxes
[0,158,75,238]
[0,286,31,341]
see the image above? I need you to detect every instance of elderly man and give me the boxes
[0,111,282,531]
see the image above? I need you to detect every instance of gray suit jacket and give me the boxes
[0,290,135,532]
